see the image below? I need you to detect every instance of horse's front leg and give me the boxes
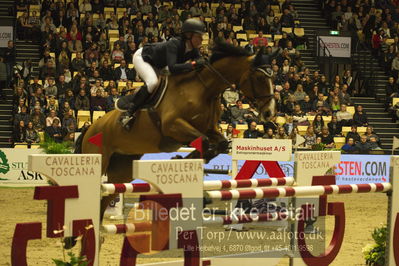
[206,129,229,154]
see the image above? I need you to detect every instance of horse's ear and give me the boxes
[253,47,265,67]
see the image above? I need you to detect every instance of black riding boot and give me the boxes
[119,86,150,130]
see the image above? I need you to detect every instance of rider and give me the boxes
[116,18,207,129]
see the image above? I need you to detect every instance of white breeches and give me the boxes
[133,47,159,93]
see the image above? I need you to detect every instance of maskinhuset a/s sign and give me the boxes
[231,139,292,161]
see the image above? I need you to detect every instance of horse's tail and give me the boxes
[74,126,88,154]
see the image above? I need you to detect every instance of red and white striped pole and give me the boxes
[102,177,295,195]
[207,183,392,201]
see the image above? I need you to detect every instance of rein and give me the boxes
[200,61,274,102]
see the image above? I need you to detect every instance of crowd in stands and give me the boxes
[322,0,399,123]
[6,0,381,153]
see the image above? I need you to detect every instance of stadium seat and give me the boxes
[256,125,264,133]
[248,33,258,39]
[334,137,346,149]
[347,106,355,115]
[118,81,126,92]
[341,127,351,136]
[38,131,44,143]
[233,26,243,32]
[14,144,28,149]
[294,28,305,37]
[219,124,228,132]
[240,41,248,47]
[93,111,106,122]
[77,110,91,124]
[276,116,286,126]
[393,98,399,106]
[357,127,367,134]
[108,29,119,38]
[323,116,332,123]
[236,33,247,40]
[235,124,248,138]
[282,27,293,34]
[133,82,144,88]
[298,125,308,135]
[242,104,250,109]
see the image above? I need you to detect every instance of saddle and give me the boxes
[118,75,168,129]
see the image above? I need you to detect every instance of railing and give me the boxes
[315,36,334,81]
[352,49,376,97]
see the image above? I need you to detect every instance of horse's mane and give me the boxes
[210,40,251,64]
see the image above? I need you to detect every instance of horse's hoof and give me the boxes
[171,155,183,159]
[63,236,77,249]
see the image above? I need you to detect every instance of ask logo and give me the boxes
[0,150,10,174]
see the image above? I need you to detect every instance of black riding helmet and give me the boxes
[181,18,207,34]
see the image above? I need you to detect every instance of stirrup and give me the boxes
[120,114,136,131]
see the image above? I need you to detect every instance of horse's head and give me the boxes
[238,48,275,122]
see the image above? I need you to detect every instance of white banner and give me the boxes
[0,148,46,185]
[0,26,13,47]
[232,139,292,161]
[318,36,351,58]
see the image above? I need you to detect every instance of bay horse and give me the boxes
[75,42,276,218]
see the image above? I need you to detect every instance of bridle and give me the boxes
[201,62,274,102]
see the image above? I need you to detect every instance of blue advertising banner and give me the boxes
[140,153,390,185]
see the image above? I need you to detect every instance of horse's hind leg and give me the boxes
[101,153,142,220]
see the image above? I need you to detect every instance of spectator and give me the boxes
[283,95,296,115]
[13,120,26,143]
[45,77,58,98]
[91,89,107,111]
[369,136,382,150]
[365,126,381,145]
[336,104,353,126]
[219,103,231,124]
[328,115,342,136]
[293,84,307,102]
[75,89,90,111]
[30,106,46,132]
[100,60,114,81]
[263,128,275,139]
[71,52,86,72]
[264,116,278,133]
[275,126,288,139]
[230,100,252,125]
[330,95,341,113]
[114,60,135,81]
[14,105,30,127]
[45,118,63,143]
[312,114,324,134]
[304,126,316,147]
[13,86,27,106]
[0,57,7,101]
[4,40,15,83]
[392,52,399,78]
[112,43,124,63]
[253,31,268,47]
[62,109,76,132]
[106,87,120,112]
[355,135,371,154]
[386,76,398,108]
[292,104,308,125]
[318,126,334,148]
[222,84,239,106]
[341,137,356,153]
[312,93,331,115]
[46,109,60,127]
[244,121,262,138]
[346,125,360,143]
[300,95,313,114]
[25,121,40,144]
[353,105,368,126]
